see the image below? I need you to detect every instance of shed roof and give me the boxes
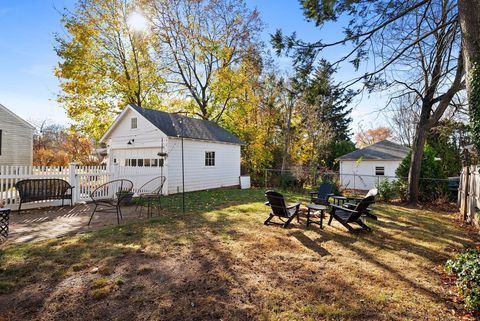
[336,140,409,161]
[129,104,244,145]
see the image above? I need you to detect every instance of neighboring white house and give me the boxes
[0,103,35,166]
[100,104,244,195]
[336,140,409,190]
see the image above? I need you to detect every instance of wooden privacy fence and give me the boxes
[459,165,480,225]
[0,163,166,211]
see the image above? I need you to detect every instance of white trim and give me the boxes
[0,103,36,130]
[100,104,244,146]
[99,104,245,146]
[100,104,165,143]
[170,136,243,146]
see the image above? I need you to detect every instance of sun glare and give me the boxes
[127,11,149,32]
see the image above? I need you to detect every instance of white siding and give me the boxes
[339,160,401,190]
[103,108,169,192]
[105,108,167,150]
[103,106,242,194]
[0,105,34,166]
[167,137,241,194]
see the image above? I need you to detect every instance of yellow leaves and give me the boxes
[55,0,165,141]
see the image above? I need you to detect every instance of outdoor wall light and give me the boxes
[127,139,135,145]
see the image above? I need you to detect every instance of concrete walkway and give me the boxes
[4,204,155,244]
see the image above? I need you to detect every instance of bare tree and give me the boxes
[387,94,419,146]
[145,0,262,121]
[378,1,464,203]
[273,0,466,204]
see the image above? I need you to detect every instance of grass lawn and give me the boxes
[0,188,478,320]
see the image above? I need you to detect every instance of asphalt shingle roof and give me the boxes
[336,140,409,161]
[130,104,244,145]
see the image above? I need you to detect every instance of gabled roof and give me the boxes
[102,104,244,145]
[0,103,35,130]
[336,140,409,161]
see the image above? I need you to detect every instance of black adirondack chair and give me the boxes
[264,191,301,228]
[342,188,378,220]
[310,182,334,205]
[328,195,375,232]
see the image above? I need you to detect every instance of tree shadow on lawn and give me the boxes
[0,195,265,320]
[314,227,445,302]
[371,204,477,253]
[31,238,259,320]
[0,190,475,320]
[288,203,478,313]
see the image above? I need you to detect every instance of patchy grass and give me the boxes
[0,188,478,320]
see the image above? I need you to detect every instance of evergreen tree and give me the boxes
[426,120,471,176]
[303,61,353,141]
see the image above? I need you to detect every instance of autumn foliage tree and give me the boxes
[55,0,164,140]
[355,127,392,148]
[33,122,100,166]
[54,0,354,183]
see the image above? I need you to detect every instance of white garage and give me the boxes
[100,104,244,195]
[336,140,409,191]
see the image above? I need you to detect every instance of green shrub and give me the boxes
[445,249,480,311]
[375,180,398,201]
[394,178,408,201]
[279,172,300,189]
[396,144,448,201]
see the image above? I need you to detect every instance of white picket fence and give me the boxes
[0,164,166,211]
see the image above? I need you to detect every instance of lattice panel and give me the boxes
[0,209,10,240]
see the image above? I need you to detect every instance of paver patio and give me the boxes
[5,203,150,244]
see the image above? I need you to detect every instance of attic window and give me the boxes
[375,166,385,176]
[131,117,137,129]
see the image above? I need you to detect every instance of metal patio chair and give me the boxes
[135,176,166,217]
[88,179,133,225]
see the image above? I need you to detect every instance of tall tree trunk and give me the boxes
[407,106,430,204]
[458,0,480,151]
[281,99,294,172]
[458,0,480,91]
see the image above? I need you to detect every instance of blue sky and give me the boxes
[0,0,387,132]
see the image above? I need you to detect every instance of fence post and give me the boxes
[112,163,119,181]
[264,169,267,189]
[458,167,463,209]
[69,163,79,204]
[464,165,471,221]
